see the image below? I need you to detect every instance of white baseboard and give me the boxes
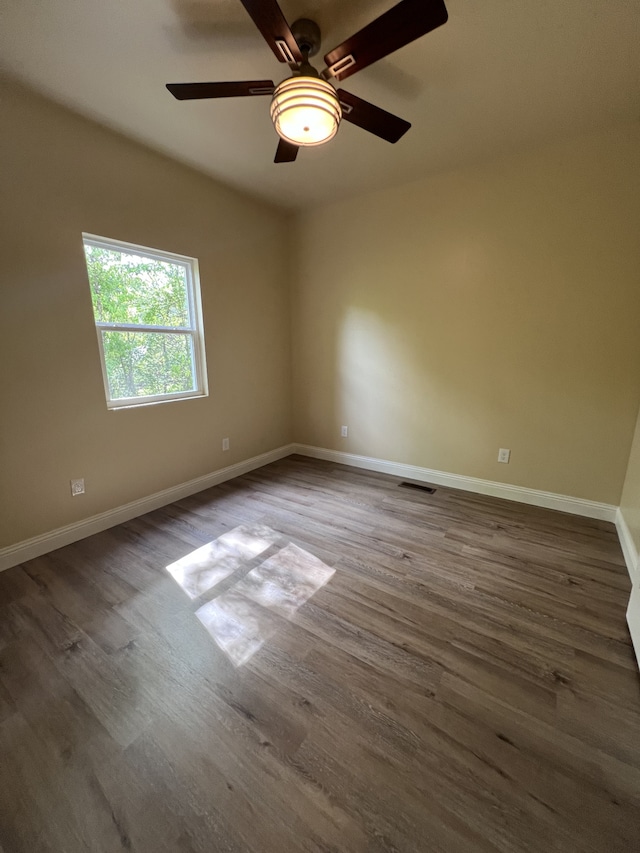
[292,444,618,523]
[0,442,625,574]
[615,508,640,669]
[0,444,296,573]
[627,585,640,666]
[615,507,639,582]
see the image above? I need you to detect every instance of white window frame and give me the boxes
[82,233,208,410]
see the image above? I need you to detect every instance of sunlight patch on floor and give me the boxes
[194,590,281,668]
[166,525,336,667]
[165,524,279,599]
[195,543,334,666]
[236,543,336,618]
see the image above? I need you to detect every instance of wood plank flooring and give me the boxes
[1,455,639,852]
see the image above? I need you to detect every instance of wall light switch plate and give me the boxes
[71,478,85,496]
[341,425,348,437]
[222,437,230,451]
[498,448,511,464]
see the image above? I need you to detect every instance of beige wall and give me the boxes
[2,71,639,554]
[292,123,640,504]
[0,76,292,547]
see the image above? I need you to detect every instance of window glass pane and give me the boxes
[84,245,190,327]
[102,331,195,400]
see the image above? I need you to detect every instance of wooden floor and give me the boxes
[1,456,639,852]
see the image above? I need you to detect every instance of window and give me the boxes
[82,234,208,409]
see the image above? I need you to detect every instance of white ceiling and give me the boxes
[1,0,638,210]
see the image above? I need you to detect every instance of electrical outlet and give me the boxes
[222,437,230,451]
[498,448,511,464]
[341,425,348,437]
[70,478,85,496]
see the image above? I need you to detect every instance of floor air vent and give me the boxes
[399,482,436,494]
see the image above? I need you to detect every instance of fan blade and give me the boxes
[274,139,299,163]
[323,0,448,82]
[337,89,410,143]
[238,0,303,64]
[166,81,275,100]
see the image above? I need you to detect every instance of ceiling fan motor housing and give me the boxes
[290,19,322,58]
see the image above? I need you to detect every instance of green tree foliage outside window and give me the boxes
[83,239,205,405]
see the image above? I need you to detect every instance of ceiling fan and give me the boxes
[167,0,448,163]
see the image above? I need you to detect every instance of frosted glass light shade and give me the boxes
[270,76,342,147]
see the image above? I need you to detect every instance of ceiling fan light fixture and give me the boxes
[270,76,342,147]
